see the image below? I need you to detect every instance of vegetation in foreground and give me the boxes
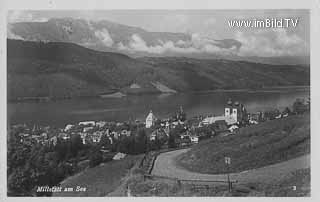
[7,98,310,196]
[53,155,142,196]
[246,168,310,197]
[125,168,310,197]
[176,113,310,174]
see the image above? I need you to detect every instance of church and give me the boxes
[201,99,247,126]
[224,99,247,125]
[145,110,157,128]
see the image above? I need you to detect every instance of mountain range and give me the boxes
[8,18,309,65]
[7,39,309,101]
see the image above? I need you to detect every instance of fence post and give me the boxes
[177,179,181,188]
[224,156,232,193]
[228,174,231,192]
[182,183,184,196]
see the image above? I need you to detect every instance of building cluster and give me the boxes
[12,99,296,153]
[144,98,297,144]
[201,99,247,127]
[145,106,198,145]
[13,120,135,149]
[248,108,289,124]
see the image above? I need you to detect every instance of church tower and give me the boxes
[225,99,233,117]
[145,110,156,128]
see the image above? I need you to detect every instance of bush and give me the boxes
[131,167,145,175]
[89,151,103,168]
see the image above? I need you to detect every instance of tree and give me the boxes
[293,98,307,114]
[168,131,176,148]
[282,107,291,115]
[148,134,163,151]
[117,136,134,154]
[306,97,310,111]
[54,139,68,161]
[8,167,32,195]
[89,150,103,168]
[70,134,83,157]
[99,134,111,148]
[135,129,148,153]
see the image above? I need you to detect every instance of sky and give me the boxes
[7,10,310,57]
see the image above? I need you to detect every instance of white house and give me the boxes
[58,133,70,140]
[96,121,106,128]
[79,133,87,144]
[91,131,103,143]
[201,115,237,126]
[113,152,126,160]
[79,121,95,126]
[64,124,74,132]
[145,110,156,128]
[83,126,94,133]
[249,119,258,125]
[121,130,131,137]
[228,125,239,133]
[190,136,199,144]
[111,131,119,140]
[275,114,282,119]
[150,133,157,141]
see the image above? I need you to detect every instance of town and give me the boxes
[11,98,308,149]
[7,97,309,196]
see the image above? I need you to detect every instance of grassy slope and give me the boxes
[176,113,310,174]
[247,168,310,196]
[126,167,310,196]
[139,57,310,91]
[7,39,162,100]
[53,155,142,196]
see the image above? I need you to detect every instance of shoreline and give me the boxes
[8,85,310,104]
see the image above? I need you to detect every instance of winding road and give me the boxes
[152,149,310,184]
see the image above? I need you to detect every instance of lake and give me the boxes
[8,86,310,128]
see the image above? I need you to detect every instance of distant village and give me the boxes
[10,98,308,159]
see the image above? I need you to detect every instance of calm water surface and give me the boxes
[8,87,310,127]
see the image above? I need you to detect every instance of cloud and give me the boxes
[204,18,217,26]
[135,20,306,57]
[7,11,48,23]
[118,34,195,54]
[7,24,24,40]
[117,30,306,58]
[212,39,242,50]
[94,28,114,47]
[235,28,307,57]
[117,33,239,55]
[7,11,47,40]
[158,14,191,33]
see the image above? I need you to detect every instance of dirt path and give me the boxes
[152,149,310,184]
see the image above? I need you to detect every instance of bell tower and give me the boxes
[232,108,238,122]
[225,98,233,117]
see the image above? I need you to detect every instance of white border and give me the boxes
[0,0,319,202]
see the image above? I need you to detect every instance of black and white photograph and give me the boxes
[2,1,317,198]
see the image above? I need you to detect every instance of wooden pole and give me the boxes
[226,162,231,193]
[227,171,231,192]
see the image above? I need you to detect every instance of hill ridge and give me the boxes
[7,39,310,101]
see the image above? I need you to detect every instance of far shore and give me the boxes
[8,85,310,103]
[192,85,310,94]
